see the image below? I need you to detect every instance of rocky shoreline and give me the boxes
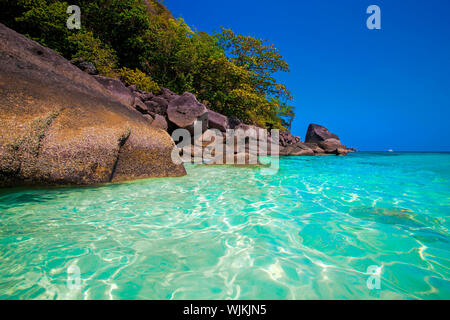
[0,23,356,187]
[91,74,357,160]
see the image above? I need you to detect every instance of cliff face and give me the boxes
[0,23,186,187]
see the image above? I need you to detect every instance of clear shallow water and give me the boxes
[0,152,449,300]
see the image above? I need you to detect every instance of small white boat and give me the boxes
[388,149,394,153]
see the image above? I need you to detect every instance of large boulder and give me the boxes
[93,75,135,107]
[318,138,343,153]
[146,96,169,116]
[207,109,229,132]
[167,92,208,134]
[304,142,325,154]
[305,123,339,143]
[151,114,168,131]
[0,23,186,187]
[160,87,178,102]
[133,98,149,114]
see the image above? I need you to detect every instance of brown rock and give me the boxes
[304,142,325,154]
[142,114,154,124]
[0,23,186,187]
[71,59,98,75]
[160,87,178,102]
[280,142,314,156]
[279,130,300,147]
[305,123,339,143]
[228,116,242,129]
[206,152,260,166]
[193,129,224,148]
[93,75,135,107]
[318,138,342,153]
[149,96,169,115]
[336,147,349,156]
[134,98,149,114]
[167,92,208,134]
[289,149,315,156]
[151,114,168,131]
[207,109,229,132]
[141,92,154,101]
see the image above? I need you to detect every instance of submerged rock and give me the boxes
[0,23,186,187]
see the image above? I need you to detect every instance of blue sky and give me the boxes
[164,0,450,151]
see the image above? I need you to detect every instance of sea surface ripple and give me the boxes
[0,153,449,299]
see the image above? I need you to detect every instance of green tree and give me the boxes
[0,0,296,129]
[216,28,295,128]
[68,30,118,77]
[3,0,71,56]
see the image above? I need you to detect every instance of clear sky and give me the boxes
[164,0,450,151]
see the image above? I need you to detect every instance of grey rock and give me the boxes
[305,123,339,143]
[93,75,135,107]
[207,109,229,132]
[167,92,208,134]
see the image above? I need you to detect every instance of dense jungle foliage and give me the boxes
[0,0,295,129]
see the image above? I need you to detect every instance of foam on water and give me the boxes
[0,153,449,299]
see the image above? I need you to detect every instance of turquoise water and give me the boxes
[0,152,449,300]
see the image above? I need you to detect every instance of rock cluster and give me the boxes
[93,74,357,161]
[278,124,356,156]
[100,81,263,165]
[279,131,301,147]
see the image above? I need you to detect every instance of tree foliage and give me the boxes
[119,67,161,94]
[68,31,118,77]
[0,0,295,129]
